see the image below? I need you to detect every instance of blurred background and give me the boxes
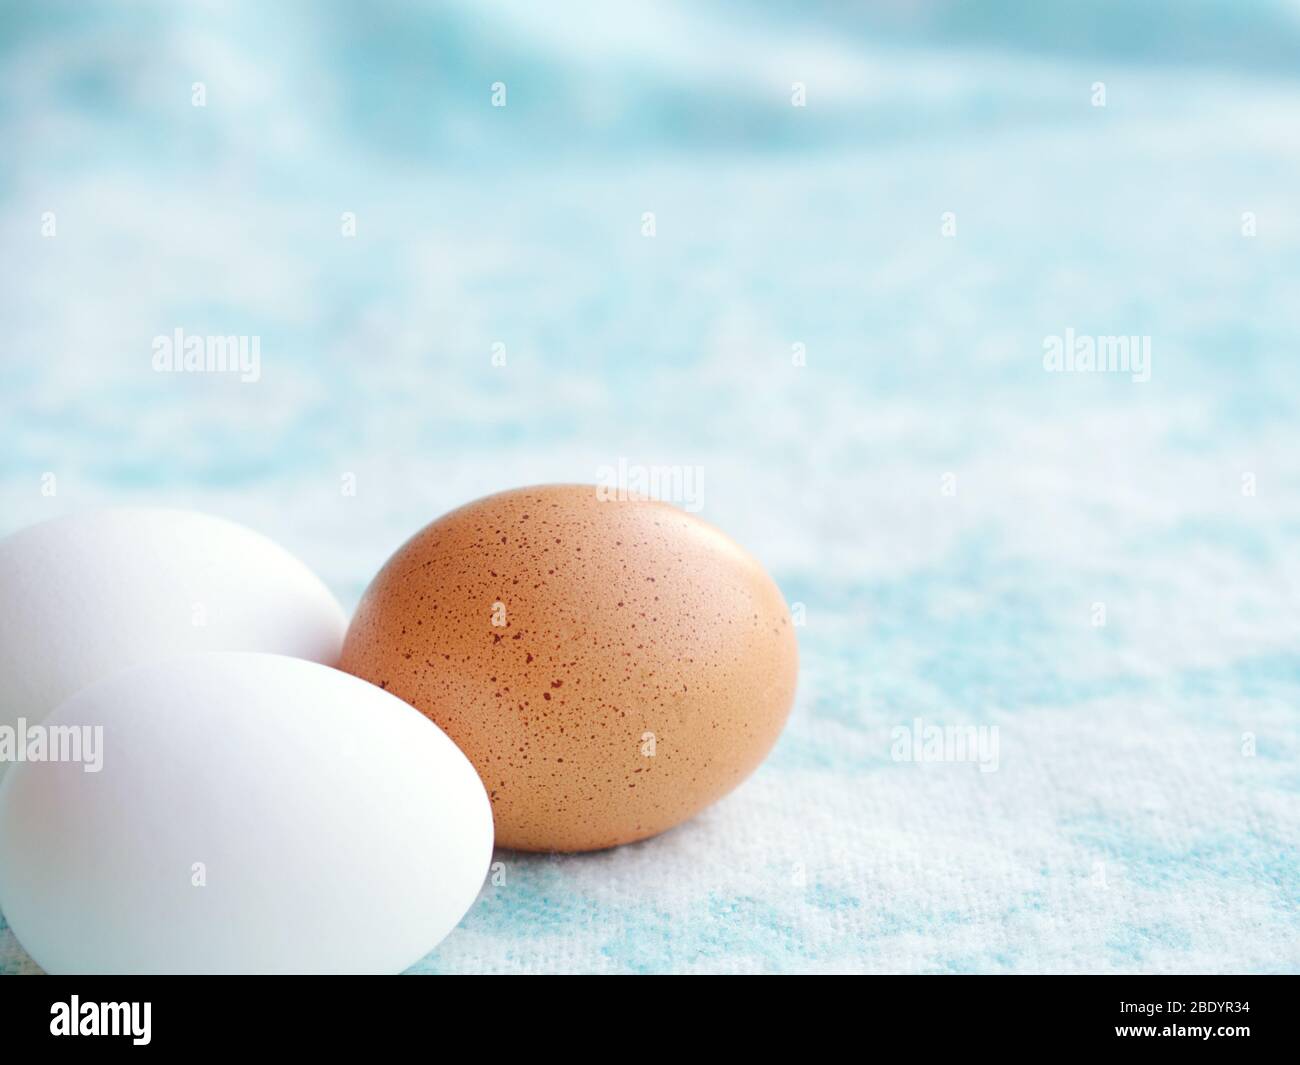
[2,0,1298,973]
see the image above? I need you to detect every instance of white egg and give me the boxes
[0,508,346,778]
[0,652,494,974]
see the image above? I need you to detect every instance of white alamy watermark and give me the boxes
[152,328,261,382]
[51,997,150,1045]
[595,459,705,513]
[891,717,999,773]
[1043,328,1150,383]
[0,718,103,773]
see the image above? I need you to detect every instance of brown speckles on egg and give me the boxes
[338,484,799,852]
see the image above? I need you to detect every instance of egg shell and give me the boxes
[339,484,798,852]
[0,652,493,974]
[0,508,346,777]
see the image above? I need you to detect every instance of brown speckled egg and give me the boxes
[339,485,798,852]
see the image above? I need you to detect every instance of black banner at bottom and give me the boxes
[0,974,1288,1051]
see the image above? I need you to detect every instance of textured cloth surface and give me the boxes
[2,1,1298,974]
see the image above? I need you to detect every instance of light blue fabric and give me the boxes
[1,0,1297,973]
